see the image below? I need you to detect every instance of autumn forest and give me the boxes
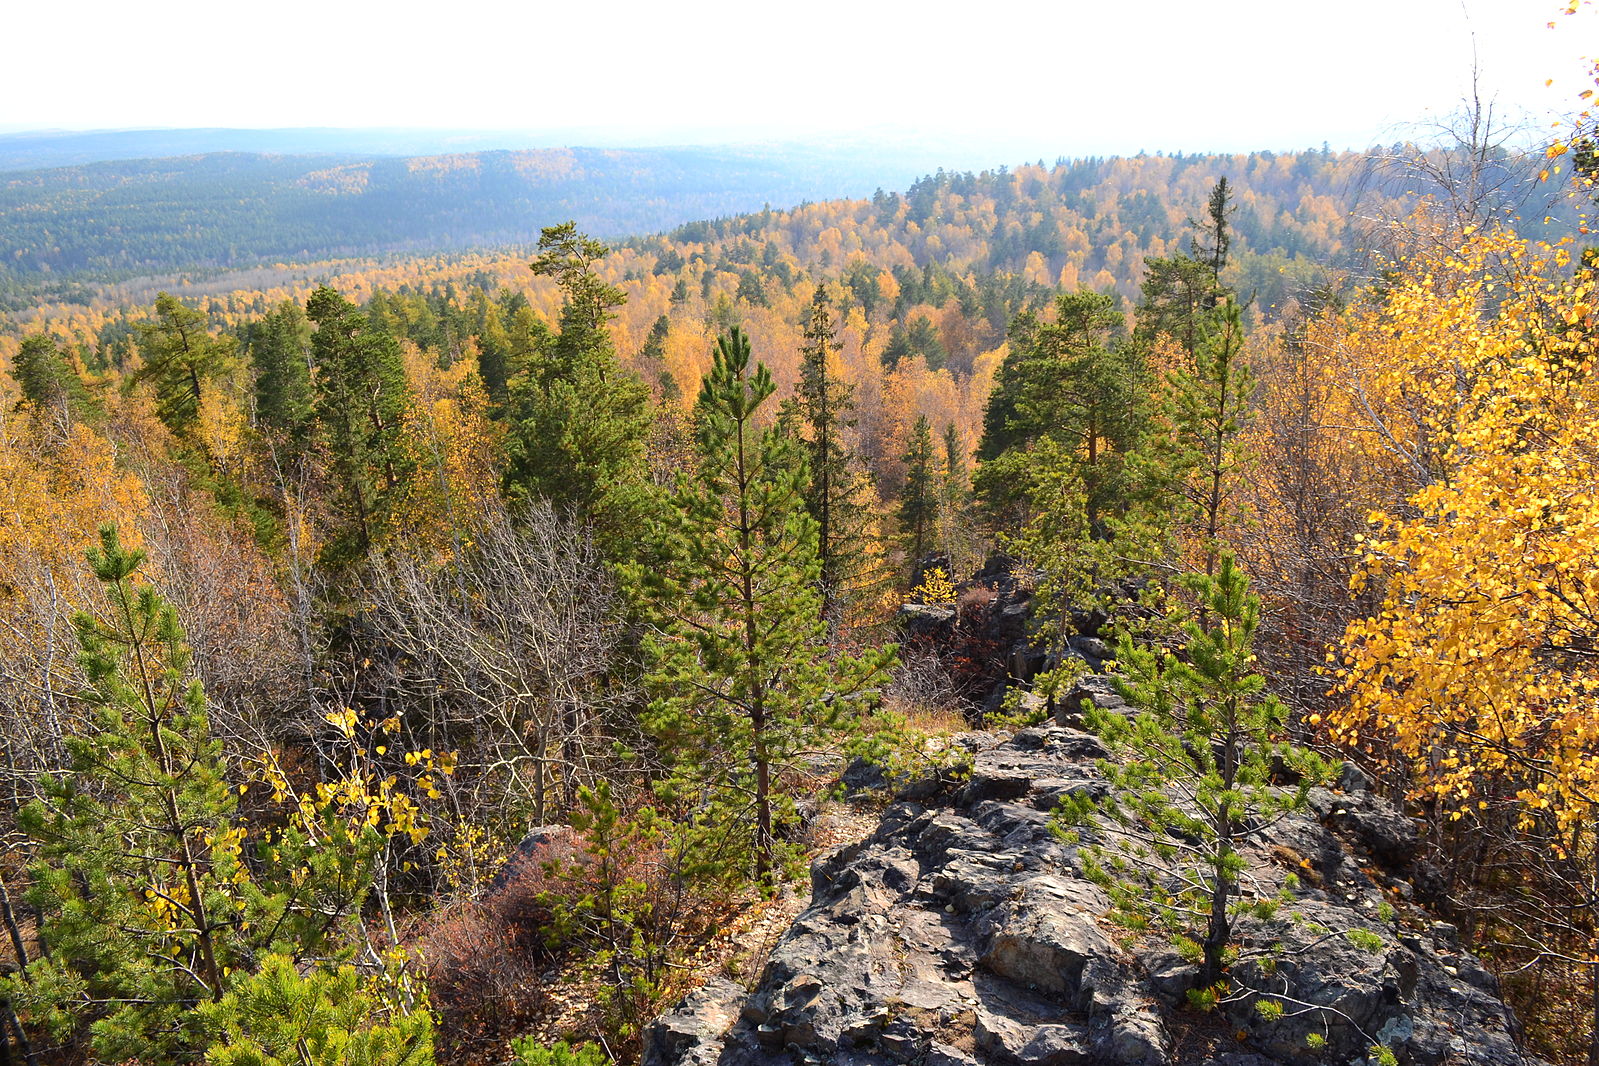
[3,37,1599,1066]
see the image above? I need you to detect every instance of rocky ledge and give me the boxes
[645,725,1541,1066]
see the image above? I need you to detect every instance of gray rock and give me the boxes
[1337,760,1373,793]
[840,756,888,794]
[646,726,1546,1066]
[642,977,747,1066]
[1308,786,1419,867]
[896,602,957,639]
[1054,674,1131,727]
[1067,634,1114,666]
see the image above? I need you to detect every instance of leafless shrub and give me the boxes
[361,498,633,853]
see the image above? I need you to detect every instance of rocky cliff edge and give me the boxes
[644,722,1541,1066]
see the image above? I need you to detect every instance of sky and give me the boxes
[3,0,1595,157]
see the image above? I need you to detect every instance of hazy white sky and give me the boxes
[3,0,1595,154]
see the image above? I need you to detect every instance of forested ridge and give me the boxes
[0,140,1023,311]
[0,137,1571,316]
[2,74,1599,1066]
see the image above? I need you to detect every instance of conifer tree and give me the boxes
[1134,178,1235,355]
[634,327,894,886]
[246,299,314,441]
[503,223,653,552]
[1162,300,1254,575]
[13,334,99,427]
[1060,555,1331,987]
[782,287,875,620]
[639,313,670,366]
[898,414,937,573]
[1133,255,1215,355]
[199,955,435,1066]
[468,290,513,406]
[975,290,1147,533]
[1193,176,1236,289]
[306,285,414,561]
[134,292,237,436]
[935,423,978,575]
[3,528,381,1063]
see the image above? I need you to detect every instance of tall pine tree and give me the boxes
[975,290,1148,534]
[898,414,938,574]
[781,286,877,622]
[1133,177,1235,356]
[133,292,237,437]
[635,327,893,886]
[1161,300,1254,575]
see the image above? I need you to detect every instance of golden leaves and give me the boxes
[1332,227,1599,833]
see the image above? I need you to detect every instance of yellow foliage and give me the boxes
[195,379,247,472]
[909,566,957,605]
[1332,228,1599,835]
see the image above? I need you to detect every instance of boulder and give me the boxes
[896,602,957,641]
[643,977,749,1066]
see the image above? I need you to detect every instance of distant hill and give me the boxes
[0,128,557,171]
[0,142,990,310]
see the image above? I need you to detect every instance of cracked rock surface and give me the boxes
[645,726,1544,1066]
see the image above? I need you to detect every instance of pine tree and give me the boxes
[199,955,435,1066]
[975,290,1147,533]
[3,528,380,1062]
[1060,555,1331,987]
[898,414,937,573]
[935,423,978,575]
[782,286,875,620]
[1134,178,1235,356]
[1133,254,1215,355]
[503,223,654,552]
[1162,300,1254,575]
[634,327,894,886]
[306,285,414,561]
[13,334,99,428]
[134,292,237,436]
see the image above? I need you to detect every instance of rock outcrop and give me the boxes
[645,726,1541,1066]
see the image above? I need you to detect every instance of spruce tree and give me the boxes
[503,223,654,552]
[782,286,874,620]
[306,285,414,561]
[1192,176,1236,290]
[936,423,977,574]
[639,313,670,366]
[468,289,513,407]
[634,327,894,886]
[898,414,937,573]
[246,299,314,441]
